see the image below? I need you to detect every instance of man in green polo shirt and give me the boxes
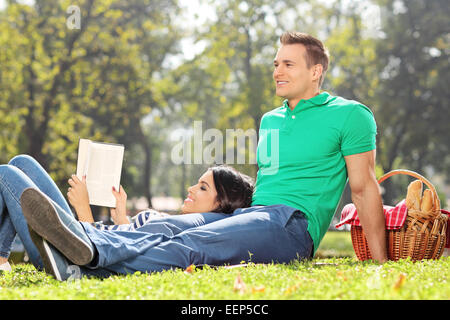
[253,31,387,262]
[24,31,387,281]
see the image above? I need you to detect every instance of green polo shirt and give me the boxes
[252,91,377,254]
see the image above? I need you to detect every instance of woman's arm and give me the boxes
[67,175,95,223]
[110,185,129,225]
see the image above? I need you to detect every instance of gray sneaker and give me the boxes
[21,187,94,266]
[0,261,12,273]
[28,225,82,281]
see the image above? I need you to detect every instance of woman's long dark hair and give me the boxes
[209,165,254,214]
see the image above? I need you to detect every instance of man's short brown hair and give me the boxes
[280,32,329,87]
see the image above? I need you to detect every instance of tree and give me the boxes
[185,0,307,179]
[373,0,450,202]
[0,0,182,209]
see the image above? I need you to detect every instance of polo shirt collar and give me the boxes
[283,91,333,113]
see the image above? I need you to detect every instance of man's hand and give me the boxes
[67,174,94,223]
[345,150,388,263]
[110,185,129,225]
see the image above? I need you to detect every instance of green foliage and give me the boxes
[372,0,450,201]
[0,0,182,205]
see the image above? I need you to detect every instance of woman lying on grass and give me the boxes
[0,154,253,275]
[70,163,254,231]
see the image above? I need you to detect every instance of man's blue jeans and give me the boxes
[0,155,75,269]
[81,204,314,275]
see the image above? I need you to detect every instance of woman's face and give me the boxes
[181,170,219,214]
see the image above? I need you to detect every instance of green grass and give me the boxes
[315,230,356,258]
[1,232,449,300]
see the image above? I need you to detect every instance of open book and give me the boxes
[76,139,124,207]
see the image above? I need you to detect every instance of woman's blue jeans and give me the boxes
[0,154,75,269]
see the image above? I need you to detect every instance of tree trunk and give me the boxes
[137,125,153,208]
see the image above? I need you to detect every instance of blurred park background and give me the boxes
[0,0,448,225]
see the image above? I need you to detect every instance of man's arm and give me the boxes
[345,150,387,263]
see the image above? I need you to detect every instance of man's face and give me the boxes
[273,44,316,104]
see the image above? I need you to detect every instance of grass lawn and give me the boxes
[1,231,449,300]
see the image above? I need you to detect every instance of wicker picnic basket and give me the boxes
[351,169,448,261]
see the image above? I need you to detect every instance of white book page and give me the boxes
[76,139,91,178]
[76,140,124,207]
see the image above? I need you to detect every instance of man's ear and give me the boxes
[312,64,323,82]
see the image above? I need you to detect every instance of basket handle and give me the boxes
[377,169,441,212]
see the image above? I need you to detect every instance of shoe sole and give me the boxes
[21,188,93,266]
[28,226,62,281]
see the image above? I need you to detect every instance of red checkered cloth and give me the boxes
[335,201,450,248]
[336,200,408,230]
